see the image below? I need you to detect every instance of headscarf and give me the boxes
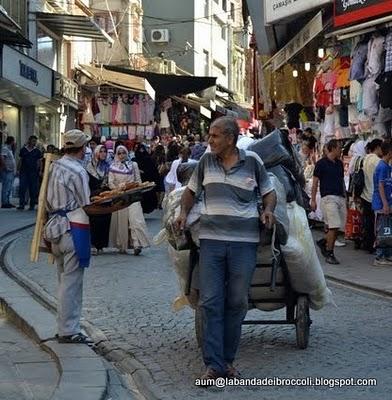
[109,145,133,175]
[86,144,109,180]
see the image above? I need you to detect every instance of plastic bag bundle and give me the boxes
[249,129,292,169]
[282,202,334,310]
[176,161,198,186]
[260,173,289,246]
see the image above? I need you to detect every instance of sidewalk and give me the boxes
[0,208,109,400]
[314,230,392,296]
[0,314,58,399]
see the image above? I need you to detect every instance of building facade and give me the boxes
[142,0,251,102]
[0,0,110,149]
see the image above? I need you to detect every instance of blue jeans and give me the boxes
[1,170,14,205]
[199,239,257,374]
[376,247,392,259]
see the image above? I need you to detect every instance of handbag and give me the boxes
[376,214,392,248]
[345,203,362,240]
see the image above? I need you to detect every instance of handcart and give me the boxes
[190,240,312,350]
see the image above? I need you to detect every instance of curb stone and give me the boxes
[0,235,108,400]
[3,230,164,400]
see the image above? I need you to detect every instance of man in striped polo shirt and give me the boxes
[177,117,276,382]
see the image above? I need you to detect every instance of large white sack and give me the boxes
[282,202,334,310]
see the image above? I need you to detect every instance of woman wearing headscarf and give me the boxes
[133,143,158,213]
[86,145,111,254]
[108,145,151,255]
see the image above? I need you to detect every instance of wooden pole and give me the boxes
[30,153,59,262]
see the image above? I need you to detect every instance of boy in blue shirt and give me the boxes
[372,141,392,266]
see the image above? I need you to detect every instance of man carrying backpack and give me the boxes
[360,139,382,253]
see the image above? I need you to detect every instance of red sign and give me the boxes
[334,0,392,27]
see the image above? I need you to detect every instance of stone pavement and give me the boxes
[3,209,392,400]
[0,314,58,400]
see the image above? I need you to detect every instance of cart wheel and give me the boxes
[195,307,203,348]
[295,295,310,349]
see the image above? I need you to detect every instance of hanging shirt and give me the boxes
[385,32,392,73]
[362,77,379,116]
[366,35,385,77]
[375,71,392,109]
[350,42,368,81]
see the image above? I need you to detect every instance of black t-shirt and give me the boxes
[313,157,345,198]
[19,146,42,173]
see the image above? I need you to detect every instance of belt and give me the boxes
[50,209,72,217]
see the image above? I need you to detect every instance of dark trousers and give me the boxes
[19,171,39,208]
[361,198,375,252]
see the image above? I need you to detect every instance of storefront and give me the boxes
[0,44,52,147]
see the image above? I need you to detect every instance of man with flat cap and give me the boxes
[44,129,93,344]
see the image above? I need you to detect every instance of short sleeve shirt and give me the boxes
[372,160,392,211]
[187,149,274,243]
[19,146,42,173]
[313,157,345,198]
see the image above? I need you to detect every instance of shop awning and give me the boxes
[36,12,113,44]
[76,65,148,94]
[0,6,32,47]
[104,65,217,97]
[263,11,326,72]
[327,14,392,41]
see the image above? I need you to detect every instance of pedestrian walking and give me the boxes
[360,139,382,253]
[311,139,347,265]
[43,129,93,344]
[86,144,111,254]
[1,136,16,208]
[176,116,276,382]
[372,141,392,266]
[18,135,42,210]
[108,145,151,255]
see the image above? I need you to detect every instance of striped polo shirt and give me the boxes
[188,149,274,243]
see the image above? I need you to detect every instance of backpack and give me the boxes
[349,157,365,198]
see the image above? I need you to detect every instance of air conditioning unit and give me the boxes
[151,29,170,43]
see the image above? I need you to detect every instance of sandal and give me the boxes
[57,333,94,345]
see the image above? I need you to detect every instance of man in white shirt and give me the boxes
[361,139,383,253]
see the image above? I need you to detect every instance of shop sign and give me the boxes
[265,0,332,24]
[54,76,78,107]
[20,62,39,86]
[334,0,392,27]
[266,11,324,72]
[1,45,52,99]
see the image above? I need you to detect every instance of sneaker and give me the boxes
[335,239,347,247]
[57,332,94,345]
[1,204,13,209]
[325,252,340,265]
[316,238,329,257]
[374,258,392,266]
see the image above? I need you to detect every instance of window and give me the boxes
[0,0,27,34]
[94,12,118,36]
[230,2,235,21]
[204,0,209,17]
[203,50,209,76]
[221,24,226,40]
[222,0,227,12]
[214,16,226,41]
[214,0,219,4]
[37,28,57,70]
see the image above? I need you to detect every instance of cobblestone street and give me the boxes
[7,212,392,399]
